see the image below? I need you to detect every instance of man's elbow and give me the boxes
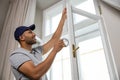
[28,70,42,80]
[30,73,41,80]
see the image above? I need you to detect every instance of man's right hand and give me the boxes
[53,39,65,53]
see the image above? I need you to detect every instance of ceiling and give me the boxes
[36,0,61,10]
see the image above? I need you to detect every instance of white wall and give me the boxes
[100,1,120,78]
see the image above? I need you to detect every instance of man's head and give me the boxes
[14,24,36,44]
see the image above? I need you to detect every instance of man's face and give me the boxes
[20,29,36,45]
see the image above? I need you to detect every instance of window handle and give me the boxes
[72,44,79,58]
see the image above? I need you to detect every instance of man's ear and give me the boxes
[19,35,25,41]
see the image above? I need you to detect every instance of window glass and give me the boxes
[77,36,110,80]
[71,0,96,14]
[51,14,61,33]
[43,3,63,36]
[47,44,72,80]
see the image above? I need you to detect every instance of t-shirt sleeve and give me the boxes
[9,53,31,69]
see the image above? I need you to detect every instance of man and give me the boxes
[9,8,67,80]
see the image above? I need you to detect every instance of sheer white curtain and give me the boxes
[0,0,36,80]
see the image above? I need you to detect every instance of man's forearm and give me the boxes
[33,49,57,79]
[52,8,67,40]
[33,39,64,79]
[42,8,67,54]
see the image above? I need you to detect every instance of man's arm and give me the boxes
[18,39,65,80]
[42,8,67,54]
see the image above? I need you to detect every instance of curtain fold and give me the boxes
[0,0,36,80]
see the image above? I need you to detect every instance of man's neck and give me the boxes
[21,44,32,51]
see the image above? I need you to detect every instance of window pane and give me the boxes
[77,37,110,80]
[51,14,61,33]
[71,0,96,14]
[51,60,62,80]
[73,13,88,24]
[49,46,72,80]
[44,3,63,36]
[45,19,51,36]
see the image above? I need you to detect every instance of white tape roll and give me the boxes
[62,38,69,47]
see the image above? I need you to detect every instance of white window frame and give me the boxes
[42,0,119,80]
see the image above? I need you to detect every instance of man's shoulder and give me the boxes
[9,48,31,62]
[10,48,29,57]
[12,48,21,52]
[10,48,20,55]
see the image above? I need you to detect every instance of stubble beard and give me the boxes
[26,39,37,45]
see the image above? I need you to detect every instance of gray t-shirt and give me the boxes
[9,46,47,80]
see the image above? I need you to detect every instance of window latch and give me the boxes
[72,44,79,58]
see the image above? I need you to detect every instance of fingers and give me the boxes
[62,8,67,19]
[59,39,66,47]
[57,39,65,47]
[53,39,65,53]
[63,8,67,13]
